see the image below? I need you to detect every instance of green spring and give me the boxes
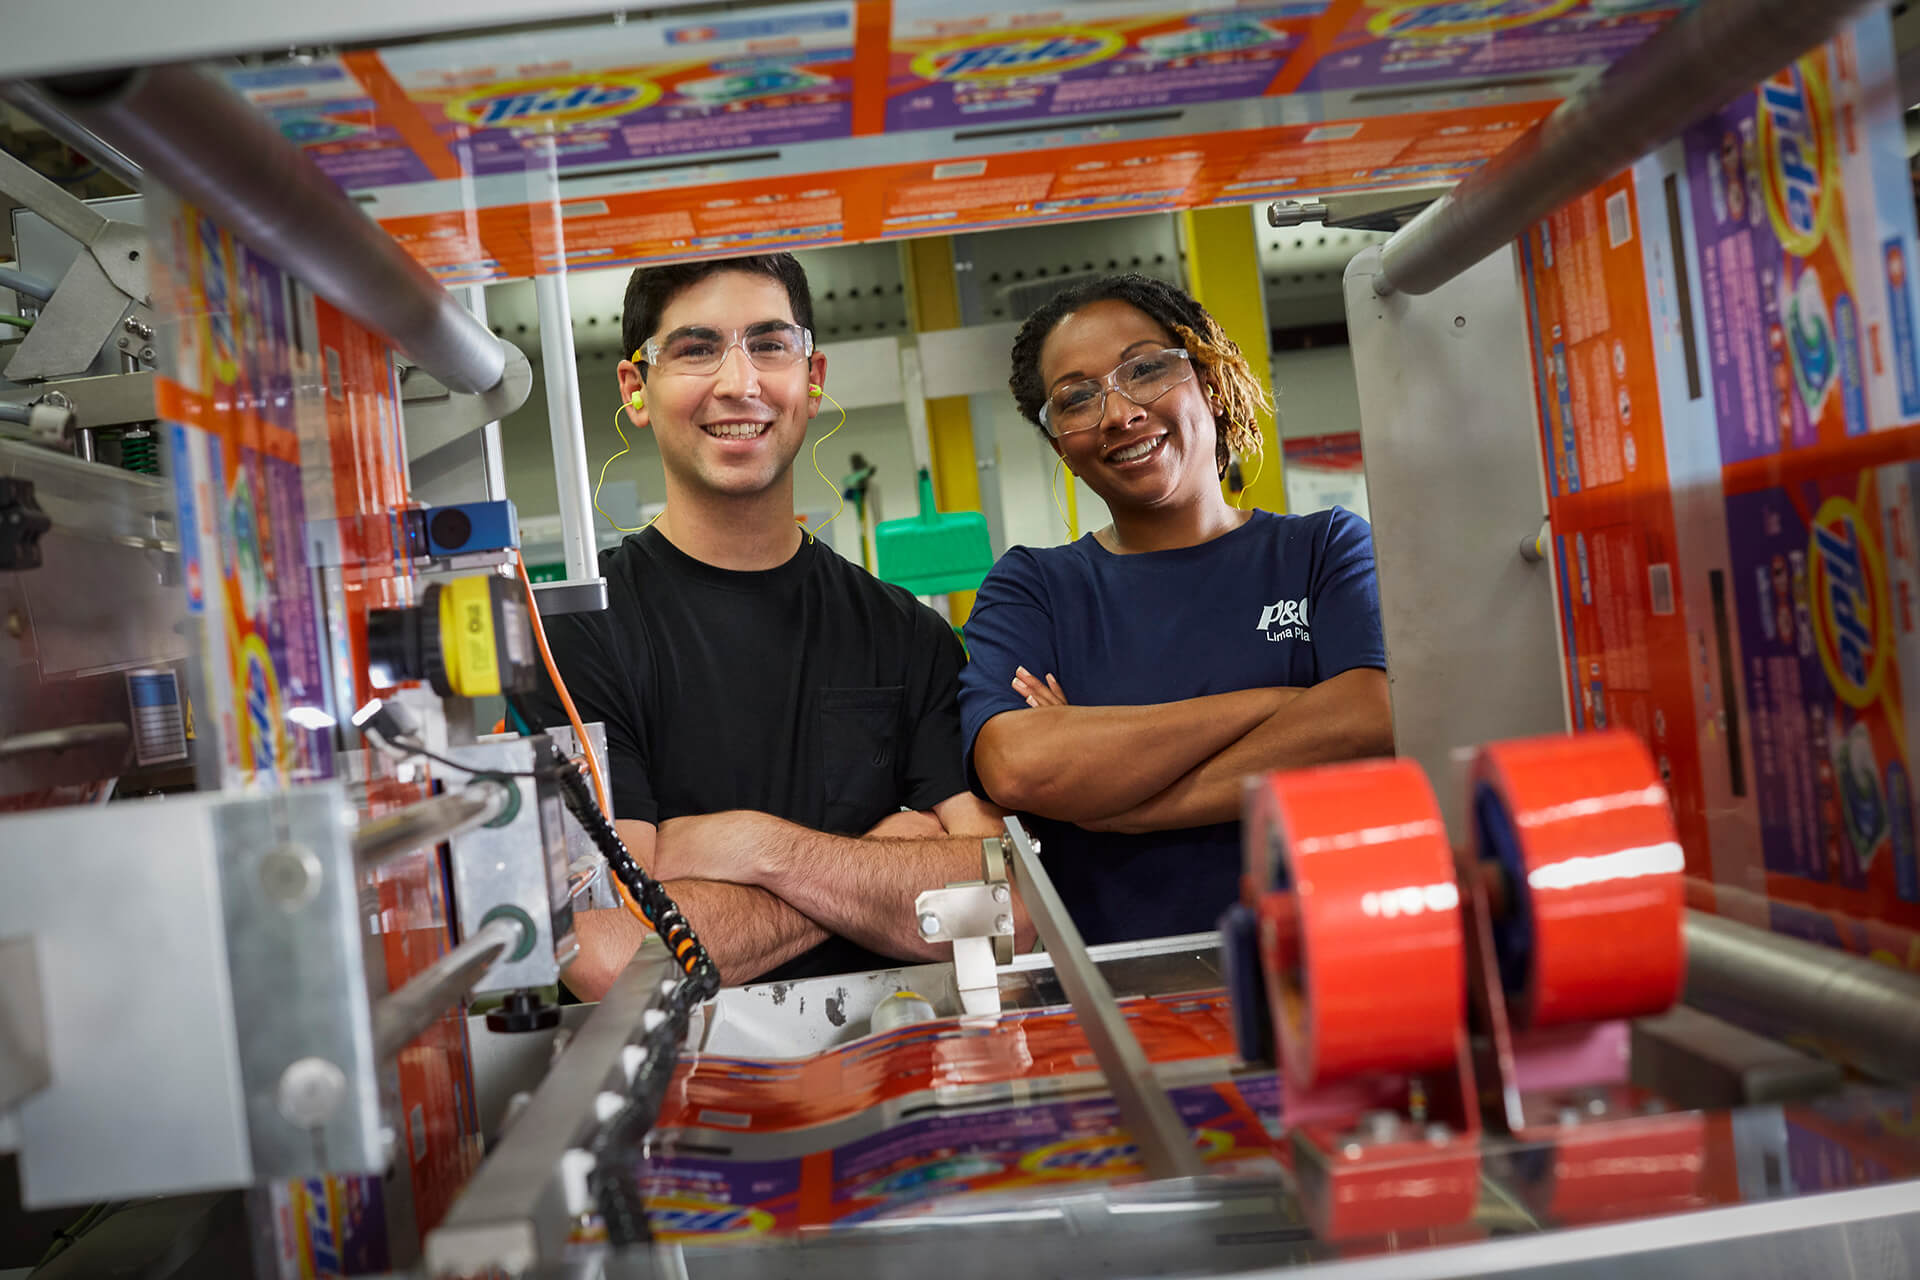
[120,429,158,474]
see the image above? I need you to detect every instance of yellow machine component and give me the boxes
[368,573,536,698]
[440,575,506,697]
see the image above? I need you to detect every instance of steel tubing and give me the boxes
[41,65,508,394]
[373,914,525,1062]
[0,82,144,190]
[352,779,511,871]
[1684,910,1920,1084]
[1376,0,1881,297]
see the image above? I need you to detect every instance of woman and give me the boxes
[959,274,1393,946]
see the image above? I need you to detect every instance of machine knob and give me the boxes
[486,988,562,1034]
[0,478,51,571]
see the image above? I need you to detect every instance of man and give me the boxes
[521,253,1027,999]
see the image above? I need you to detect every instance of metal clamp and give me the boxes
[912,838,1017,1016]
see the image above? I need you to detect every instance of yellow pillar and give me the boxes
[902,235,982,622]
[1179,206,1286,514]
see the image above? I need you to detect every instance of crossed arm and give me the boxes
[562,792,1032,1001]
[972,665,1394,834]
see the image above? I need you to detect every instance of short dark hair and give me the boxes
[621,253,815,379]
[1007,273,1270,477]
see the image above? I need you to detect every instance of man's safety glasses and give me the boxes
[634,322,814,377]
[1040,348,1195,437]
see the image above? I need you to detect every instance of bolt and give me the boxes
[1584,1094,1608,1116]
[123,316,154,340]
[995,914,1013,934]
[259,843,322,907]
[919,912,942,938]
[1453,315,1467,328]
[1340,1142,1364,1160]
[140,346,154,361]
[992,884,1010,904]
[1557,1106,1583,1128]
[1425,1123,1451,1144]
[1029,838,1042,853]
[593,1091,625,1122]
[276,1057,347,1128]
[119,336,131,349]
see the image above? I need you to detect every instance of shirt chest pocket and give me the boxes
[817,685,905,835]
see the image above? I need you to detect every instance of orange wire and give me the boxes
[513,552,653,930]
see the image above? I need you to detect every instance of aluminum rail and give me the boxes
[1375,0,1880,297]
[373,914,526,1062]
[1684,909,1920,1084]
[535,270,598,585]
[39,65,508,395]
[1002,818,1204,1180]
[427,942,681,1276]
[0,82,143,191]
[352,779,511,871]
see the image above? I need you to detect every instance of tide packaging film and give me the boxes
[1518,8,1920,982]
[151,195,483,1275]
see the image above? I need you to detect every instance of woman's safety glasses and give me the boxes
[1040,348,1194,437]
[635,322,814,377]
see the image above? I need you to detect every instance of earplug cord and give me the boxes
[591,385,849,543]
[805,388,848,542]
[595,399,658,534]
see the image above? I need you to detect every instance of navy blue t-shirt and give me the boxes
[958,507,1386,945]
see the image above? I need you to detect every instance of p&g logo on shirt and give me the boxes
[1257,597,1311,643]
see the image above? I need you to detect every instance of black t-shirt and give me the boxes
[521,527,969,983]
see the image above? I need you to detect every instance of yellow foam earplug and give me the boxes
[630,390,644,409]
[809,384,824,398]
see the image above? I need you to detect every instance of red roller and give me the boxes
[1472,731,1686,1029]
[1253,758,1465,1088]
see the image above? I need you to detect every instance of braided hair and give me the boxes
[1008,274,1272,478]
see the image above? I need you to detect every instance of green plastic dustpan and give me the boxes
[875,468,993,596]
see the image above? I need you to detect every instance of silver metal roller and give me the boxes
[41,64,509,395]
[1377,0,1881,297]
[1684,909,1920,1085]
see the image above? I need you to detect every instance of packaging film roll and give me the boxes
[1252,758,1465,1087]
[1472,731,1686,1030]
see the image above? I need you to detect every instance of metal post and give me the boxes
[0,82,143,190]
[1001,818,1203,1180]
[41,65,508,395]
[461,284,510,504]
[352,779,510,871]
[1375,0,1880,297]
[533,269,600,588]
[1684,910,1920,1085]
[373,914,526,1062]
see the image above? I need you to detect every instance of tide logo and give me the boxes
[647,1194,774,1241]
[240,632,285,780]
[1758,58,1836,259]
[447,75,661,128]
[292,1178,343,1278]
[1020,1128,1231,1177]
[1366,0,1580,40]
[911,27,1126,81]
[1809,496,1890,710]
[195,218,241,387]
